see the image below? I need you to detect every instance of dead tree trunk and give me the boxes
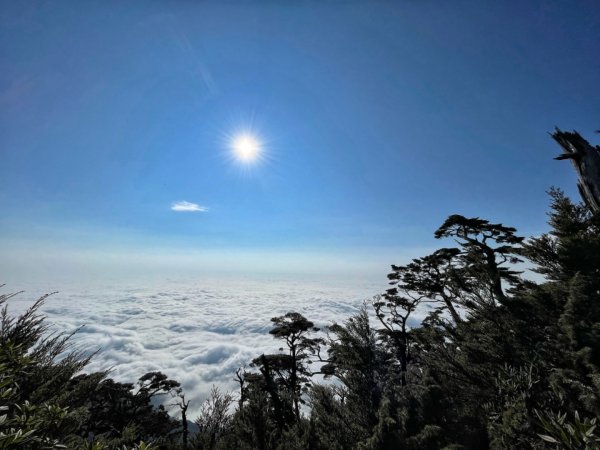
[551,128,600,213]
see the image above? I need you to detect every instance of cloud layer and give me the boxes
[6,278,403,418]
[171,201,207,212]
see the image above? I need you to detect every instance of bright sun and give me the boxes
[232,134,261,162]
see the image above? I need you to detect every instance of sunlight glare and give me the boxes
[232,134,261,162]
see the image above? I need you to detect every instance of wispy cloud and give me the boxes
[171,201,208,212]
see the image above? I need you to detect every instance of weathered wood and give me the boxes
[551,128,600,213]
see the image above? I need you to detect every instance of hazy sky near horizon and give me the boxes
[1,1,599,284]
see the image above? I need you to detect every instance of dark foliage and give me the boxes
[2,134,599,449]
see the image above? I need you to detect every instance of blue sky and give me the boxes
[1,1,599,283]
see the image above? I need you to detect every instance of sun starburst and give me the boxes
[232,134,261,162]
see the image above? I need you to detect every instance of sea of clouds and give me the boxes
[5,276,400,417]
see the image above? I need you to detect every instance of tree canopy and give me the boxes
[2,129,599,449]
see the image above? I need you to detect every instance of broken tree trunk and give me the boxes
[551,128,600,213]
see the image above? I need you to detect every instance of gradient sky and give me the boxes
[1,1,599,283]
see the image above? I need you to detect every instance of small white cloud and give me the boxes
[171,201,208,212]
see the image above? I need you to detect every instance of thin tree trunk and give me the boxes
[443,298,461,324]
[552,129,600,213]
[290,344,300,420]
[399,324,408,387]
[181,405,188,448]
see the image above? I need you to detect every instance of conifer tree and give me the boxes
[263,312,322,421]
